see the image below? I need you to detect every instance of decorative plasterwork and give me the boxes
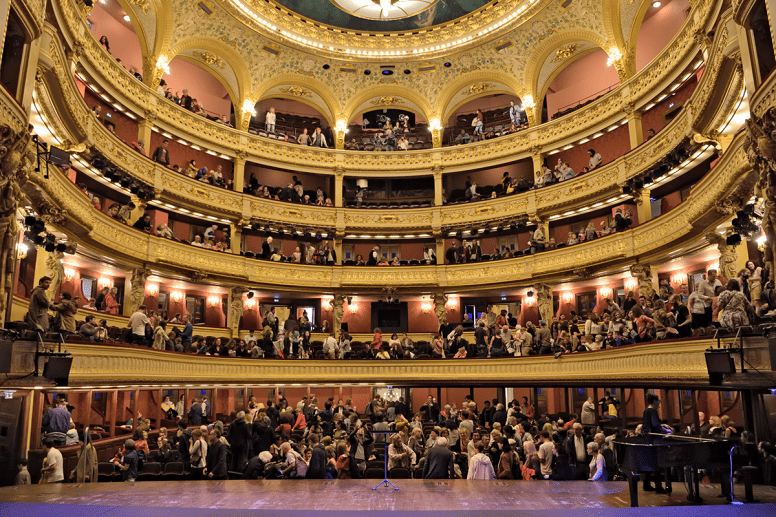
[279,86,312,97]
[370,96,406,106]
[550,43,584,62]
[461,82,496,96]
[192,50,225,68]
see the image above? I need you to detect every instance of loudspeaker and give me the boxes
[43,356,73,386]
[705,349,735,385]
[47,146,71,167]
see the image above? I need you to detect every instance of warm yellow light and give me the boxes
[421,302,432,313]
[64,268,76,282]
[562,292,573,305]
[522,95,535,109]
[350,304,358,314]
[146,283,159,296]
[98,277,112,289]
[606,48,622,67]
[171,291,183,303]
[208,296,220,307]
[525,296,535,307]
[599,287,611,299]
[625,279,638,292]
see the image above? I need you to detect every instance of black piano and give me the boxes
[614,435,734,506]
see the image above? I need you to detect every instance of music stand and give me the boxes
[371,430,399,491]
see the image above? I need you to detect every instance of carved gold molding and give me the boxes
[461,83,496,96]
[550,43,584,63]
[279,86,312,98]
[62,340,718,384]
[192,50,225,69]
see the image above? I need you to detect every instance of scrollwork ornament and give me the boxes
[229,286,251,337]
[744,108,776,276]
[573,267,594,279]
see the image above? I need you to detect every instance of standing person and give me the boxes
[26,276,52,332]
[698,269,723,324]
[509,100,522,127]
[114,439,139,482]
[151,139,170,167]
[423,437,455,479]
[306,433,327,479]
[189,429,208,480]
[581,397,597,426]
[205,430,228,480]
[228,411,251,472]
[310,127,328,148]
[641,394,669,493]
[468,442,496,479]
[15,459,31,485]
[40,439,64,483]
[128,305,150,346]
[188,398,204,426]
[587,442,606,481]
[42,397,71,446]
[265,108,276,133]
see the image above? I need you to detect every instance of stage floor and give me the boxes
[1,480,775,517]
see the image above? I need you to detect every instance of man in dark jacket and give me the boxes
[394,397,407,420]
[266,401,280,429]
[347,425,374,474]
[423,437,455,479]
[262,237,274,260]
[306,434,327,479]
[205,430,228,480]
[227,412,252,472]
[252,415,276,454]
[491,403,508,428]
[188,399,203,426]
[177,421,191,465]
[422,396,440,423]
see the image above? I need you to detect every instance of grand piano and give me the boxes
[614,434,734,506]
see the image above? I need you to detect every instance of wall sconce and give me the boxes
[208,296,220,308]
[606,47,623,67]
[171,291,183,303]
[349,304,358,314]
[146,283,159,296]
[522,94,536,109]
[625,279,638,292]
[421,302,432,313]
[670,273,685,285]
[525,296,535,307]
[156,55,171,75]
[599,287,611,299]
[446,299,458,310]
[709,262,719,273]
[16,243,27,260]
[64,268,76,282]
[245,298,256,310]
[322,297,333,312]
[98,277,112,289]
[562,292,573,305]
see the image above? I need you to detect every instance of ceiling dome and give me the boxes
[273,0,492,31]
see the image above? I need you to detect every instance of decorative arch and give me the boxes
[113,0,151,67]
[601,0,628,52]
[524,30,611,102]
[624,0,664,71]
[166,37,253,107]
[254,74,340,127]
[148,0,176,78]
[342,84,434,126]
[436,71,522,123]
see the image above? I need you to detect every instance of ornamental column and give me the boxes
[333,231,344,265]
[231,220,246,254]
[431,127,443,148]
[634,189,652,224]
[232,151,247,193]
[137,112,155,156]
[334,167,344,208]
[530,145,544,175]
[623,103,644,149]
[129,194,146,226]
[228,286,250,338]
[541,217,550,245]
[433,165,444,206]
[332,294,345,333]
[435,233,446,266]
[127,269,150,315]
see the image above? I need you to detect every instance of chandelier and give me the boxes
[330,0,439,21]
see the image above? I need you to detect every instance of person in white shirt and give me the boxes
[697,269,723,326]
[244,330,257,346]
[42,440,64,483]
[688,284,713,329]
[310,127,328,148]
[323,333,337,359]
[588,148,602,169]
[191,235,204,247]
[281,442,307,478]
[581,397,596,426]
[560,162,575,180]
[128,305,150,346]
[265,107,276,133]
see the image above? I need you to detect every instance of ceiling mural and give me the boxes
[273,0,492,32]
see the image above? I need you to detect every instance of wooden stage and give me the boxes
[1,480,775,516]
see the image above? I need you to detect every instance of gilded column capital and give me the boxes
[142,110,157,124]
[235,149,249,162]
[432,164,444,176]
[333,165,345,177]
[530,144,542,157]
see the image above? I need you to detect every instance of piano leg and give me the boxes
[685,467,703,503]
[664,468,672,495]
[627,472,640,507]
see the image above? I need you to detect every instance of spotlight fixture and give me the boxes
[527,290,534,297]
[346,296,353,305]
[119,176,132,188]
[633,180,644,190]
[496,224,503,232]
[622,185,633,194]
[129,184,140,194]
[509,222,517,230]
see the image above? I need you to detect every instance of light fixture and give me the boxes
[64,268,76,282]
[522,95,535,109]
[757,233,767,252]
[652,1,661,7]
[146,283,159,296]
[156,55,171,75]
[16,243,27,260]
[98,277,112,289]
[428,118,442,131]
[599,287,612,299]
[171,291,183,303]
[349,304,358,314]
[525,296,535,307]
[208,296,220,308]
[562,292,574,305]
[335,120,349,134]
[246,298,256,310]
[606,47,623,67]
[625,279,638,292]
[123,15,131,22]
[242,99,257,115]
[446,298,457,310]
[421,302,432,314]
[670,273,685,285]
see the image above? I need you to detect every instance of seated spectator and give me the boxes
[455,130,471,145]
[79,315,99,341]
[186,160,198,178]
[220,115,233,127]
[116,202,135,223]
[345,138,359,150]
[567,232,578,246]
[191,235,204,247]
[91,196,101,211]
[130,139,146,155]
[645,128,655,141]
[398,136,408,150]
[157,224,173,239]
[133,213,152,232]
[82,298,97,310]
[588,148,602,169]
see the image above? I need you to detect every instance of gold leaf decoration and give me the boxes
[550,43,584,63]
[192,51,225,69]
[279,86,313,97]
[461,83,495,96]
[370,96,405,106]
[128,0,150,15]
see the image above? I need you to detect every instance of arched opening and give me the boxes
[544,49,619,121]
[165,56,234,123]
[634,0,691,73]
[347,107,428,151]
[87,0,144,78]
[0,8,30,99]
[253,97,332,143]
[444,94,522,146]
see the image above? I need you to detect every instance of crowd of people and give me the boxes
[28,392,775,487]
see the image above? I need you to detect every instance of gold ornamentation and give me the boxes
[370,96,405,106]
[550,44,583,63]
[461,83,495,96]
[192,51,225,69]
[744,106,776,276]
[629,264,652,298]
[279,86,312,98]
[128,269,151,315]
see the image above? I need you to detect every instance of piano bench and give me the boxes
[735,465,759,502]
